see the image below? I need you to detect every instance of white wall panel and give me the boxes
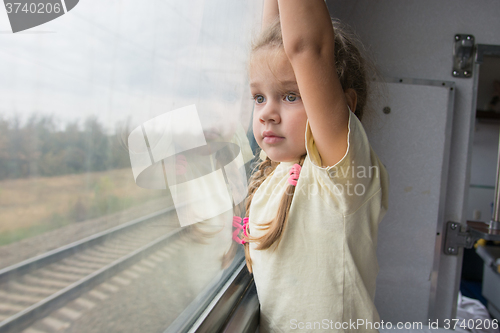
[364,80,454,323]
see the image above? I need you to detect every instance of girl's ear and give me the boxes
[344,88,357,113]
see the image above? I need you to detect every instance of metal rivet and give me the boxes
[452,70,458,76]
[455,35,460,40]
[467,35,472,40]
[448,247,455,253]
[464,71,468,75]
[383,107,391,114]
[451,223,457,230]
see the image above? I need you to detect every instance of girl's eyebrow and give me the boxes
[249,80,299,91]
[279,80,298,86]
[279,80,299,89]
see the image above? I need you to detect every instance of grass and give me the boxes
[0,168,162,246]
[0,213,68,246]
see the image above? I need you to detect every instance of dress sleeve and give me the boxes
[305,111,353,172]
[305,111,388,214]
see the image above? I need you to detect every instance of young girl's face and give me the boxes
[249,48,307,163]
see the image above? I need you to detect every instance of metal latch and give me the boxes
[443,221,474,255]
[452,34,475,78]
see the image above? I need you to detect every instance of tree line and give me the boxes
[0,115,131,180]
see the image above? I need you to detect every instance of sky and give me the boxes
[0,0,262,137]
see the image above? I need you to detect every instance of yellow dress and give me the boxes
[249,112,389,333]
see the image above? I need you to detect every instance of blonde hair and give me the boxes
[243,155,305,273]
[244,18,370,273]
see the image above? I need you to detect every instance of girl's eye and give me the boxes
[254,95,265,104]
[285,93,299,102]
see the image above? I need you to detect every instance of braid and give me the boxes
[245,157,277,212]
[244,155,306,273]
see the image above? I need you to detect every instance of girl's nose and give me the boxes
[259,101,281,124]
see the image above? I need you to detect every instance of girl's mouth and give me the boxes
[262,135,285,144]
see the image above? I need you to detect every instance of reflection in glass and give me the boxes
[0,0,261,331]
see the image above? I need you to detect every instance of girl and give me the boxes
[236,0,389,332]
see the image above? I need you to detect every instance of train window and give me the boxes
[0,1,261,332]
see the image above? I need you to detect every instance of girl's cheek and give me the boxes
[252,115,259,129]
[252,119,261,143]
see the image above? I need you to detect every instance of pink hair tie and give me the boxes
[287,164,302,186]
[232,216,242,228]
[232,216,248,245]
[243,217,249,237]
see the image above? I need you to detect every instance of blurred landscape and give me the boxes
[0,116,130,180]
[0,116,161,246]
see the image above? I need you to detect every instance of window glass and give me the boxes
[0,1,261,331]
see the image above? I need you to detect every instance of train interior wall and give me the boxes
[327,0,500,323]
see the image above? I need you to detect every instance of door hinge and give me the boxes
[452,34,475,78]
[443,221,474,255]
[443,220,500,255]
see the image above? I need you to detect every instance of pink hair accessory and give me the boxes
[287,164,302,186]
[243,217,249,237]
[232,216,242,228]
[232,216,248,245]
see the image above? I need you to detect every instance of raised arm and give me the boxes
[262,0,279,30]
[278,0,353,167]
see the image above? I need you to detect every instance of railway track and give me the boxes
[0,207,184,333]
